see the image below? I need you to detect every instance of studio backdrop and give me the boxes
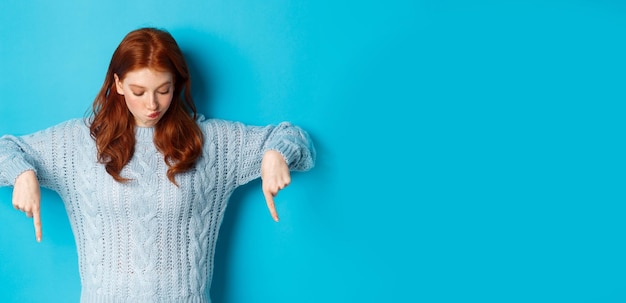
[1,0,625,302]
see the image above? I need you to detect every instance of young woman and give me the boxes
[0,27,315,302]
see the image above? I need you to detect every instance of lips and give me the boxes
[148,112,160,119]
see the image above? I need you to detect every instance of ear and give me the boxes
[114,73,124,95]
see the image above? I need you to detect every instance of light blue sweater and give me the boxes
[0,117,315,302]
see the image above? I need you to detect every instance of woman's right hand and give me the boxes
[12,170,42,242]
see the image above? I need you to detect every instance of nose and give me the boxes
[146,93,158,110]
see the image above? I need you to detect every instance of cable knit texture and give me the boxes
[0,116,315,303]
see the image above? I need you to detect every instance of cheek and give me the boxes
[160,94,174,107]
[123,95,141,111]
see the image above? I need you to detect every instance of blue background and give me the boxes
[1,0,625,302]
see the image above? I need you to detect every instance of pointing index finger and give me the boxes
[263,190,280,222]
[33,209,42,242]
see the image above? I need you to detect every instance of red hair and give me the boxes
[89,27,203,185]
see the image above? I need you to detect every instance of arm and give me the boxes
[0,135,44,242]
[236,121,316,184]
[0,119,84,188]
[239,122,316,221]
[0,120,82,241]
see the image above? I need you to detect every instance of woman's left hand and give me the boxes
[261,150,291,222]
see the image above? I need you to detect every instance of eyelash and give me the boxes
[132,90,170,96]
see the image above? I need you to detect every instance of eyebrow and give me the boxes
[128,82,172,90]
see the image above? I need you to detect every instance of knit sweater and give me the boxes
[0,116,315,303]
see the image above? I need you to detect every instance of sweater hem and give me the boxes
[80,290,210,303]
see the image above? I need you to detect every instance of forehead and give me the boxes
[122,68,173,87]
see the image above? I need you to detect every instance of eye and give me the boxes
[132,91,145,96]
[158,89,171,95]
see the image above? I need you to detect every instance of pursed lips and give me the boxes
[148,112,160,119]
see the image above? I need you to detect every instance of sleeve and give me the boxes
[0,135,39,187]
[235,121,316,186]
[0,120,79,189]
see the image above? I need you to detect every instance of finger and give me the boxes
[263,189,279,222]
[33,209,42,242]
[25,211,33,218]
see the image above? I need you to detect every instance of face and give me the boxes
[115,68,174,127]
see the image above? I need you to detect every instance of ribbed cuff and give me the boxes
[1,156,35,186]
[267,140,297,166]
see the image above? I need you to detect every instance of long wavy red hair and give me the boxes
[89,27,203,185]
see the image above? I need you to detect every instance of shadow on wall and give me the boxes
[173,27,258,121]
[181,45,214,118]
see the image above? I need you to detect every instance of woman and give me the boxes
[0,27,315,302]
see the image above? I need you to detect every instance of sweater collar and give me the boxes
[135,126,155,143]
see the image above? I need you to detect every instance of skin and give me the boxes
[12,170,41,242]
[114,68,174,128]
[12,67,290,242]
